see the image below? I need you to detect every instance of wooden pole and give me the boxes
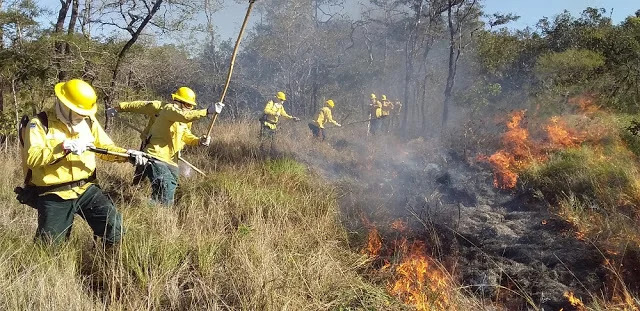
[206,0,256,138]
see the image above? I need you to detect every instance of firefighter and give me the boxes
[259,91,299,151]
[110,87,222,206]
[308,99,341,141]
[19,79,143,245]
[368,93,382,135]
[380,94,394,133]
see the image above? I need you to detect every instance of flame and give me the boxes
[546,116,583,148]
[563,291,586,310]
[388,241,450,310]
[391,220,408,232]
[364,227,382,257]
[484,110,589,189]
[483,111,533,189]
[568,94,599,114]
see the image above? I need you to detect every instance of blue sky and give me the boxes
[33,0,638,40]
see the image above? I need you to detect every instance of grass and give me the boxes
[0,120,398,310]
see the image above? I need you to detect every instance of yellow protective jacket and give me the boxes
[370,100,382,119]
[263,100,293,129]
[313,107,338,129]
[143,103,208,166]
[381,100,394,116]
[23,112,127,200]
[117,101,163,140]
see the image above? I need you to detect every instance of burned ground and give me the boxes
[291,131,610,310]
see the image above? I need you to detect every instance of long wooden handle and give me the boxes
[178,156,206,176]
[206,0,256,137]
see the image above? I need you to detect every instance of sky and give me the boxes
[33,0,639,40]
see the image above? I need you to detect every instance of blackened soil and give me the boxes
[308,136,611,310]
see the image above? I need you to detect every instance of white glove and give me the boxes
[293,117,300,122]
[126,150,148,166]
[200,135,211,147]
[215,102,224,114]
[106,107,118,118]
[63,139,91,155]
[335,123,342,127]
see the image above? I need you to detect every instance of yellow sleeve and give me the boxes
[182,123,201,146]
[24,118,67,169]
[325,108,338,125]
[280,106,293,119]
[161,104,208,123]
[117,101,162,115]
[264,101,277,115]
[92,118,128,162]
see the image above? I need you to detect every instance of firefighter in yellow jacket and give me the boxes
[368,93,383,135]
[260,91,299,151]
[308,99,341,140]
[19,79,144,245]
[108,87,222,206]
[380,94,394,133]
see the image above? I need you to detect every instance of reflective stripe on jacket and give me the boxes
[117,101,163,140]
[263,100,292,129]
[23,112,127,199]
[313,107,338,129]
[143,103,207,166]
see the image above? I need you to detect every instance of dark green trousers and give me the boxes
[142,161,179,206]
[35,185,123,245]
[259,124,276,153]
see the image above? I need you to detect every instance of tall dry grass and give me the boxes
[0,119,397,310]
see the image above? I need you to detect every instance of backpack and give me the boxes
[15,112,49,207]
[18,111,48,147]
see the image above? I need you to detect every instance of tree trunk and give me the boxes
[105,0,164,128]
[11,79,19,148]
[400,0,423,134]
[442,0,456,129]
[58,0,79,81]
[81,0,91,37]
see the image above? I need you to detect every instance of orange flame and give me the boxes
[563,291,586,310]
[364,227,382,257]
[484,110,590,189]
[546,117,583,148]
[389,241,450,310]
[391,220,408,232]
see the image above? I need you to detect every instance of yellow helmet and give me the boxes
[381,94,387,101]
[326,99,335,108]
[276,91,287,101]
[370,93,376,100]
[54,79,98,116]
[172,86,197,106]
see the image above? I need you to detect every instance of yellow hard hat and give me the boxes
[54,79,98,116]
[326,99,335,108]
[370,93,376,100]
[276,91,287,101]
[172,86,197,106]
[381,94,387,101]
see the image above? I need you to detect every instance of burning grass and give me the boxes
[482,105,640,309]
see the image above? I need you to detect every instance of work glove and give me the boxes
[200,135,211,147]
[126,150,148,166]
[293,117,301,122]
[335,123,342,127]
[215,102,224,114]
[63,139,92,155]
[106,107,118,118]
[207,102,225,115]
